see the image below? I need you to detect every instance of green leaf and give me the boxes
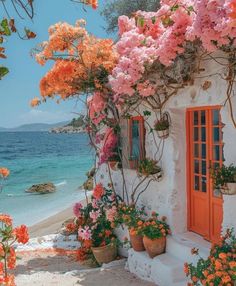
[0,66,9,79]
[0,19,11,36]
[171,4,179,11]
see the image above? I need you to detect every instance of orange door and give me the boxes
[187,107,223,242]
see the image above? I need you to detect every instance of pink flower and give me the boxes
[73,202,83,218]
[106,206,117,223]
[89,210,101,223]
[78,226,92,240]
[99,128,118,165]
[91,199,98,209]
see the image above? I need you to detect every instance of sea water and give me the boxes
[0,132,94,226]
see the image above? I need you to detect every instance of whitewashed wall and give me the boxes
[96,53,236,235]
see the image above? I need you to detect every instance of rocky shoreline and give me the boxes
[49,126,85,134]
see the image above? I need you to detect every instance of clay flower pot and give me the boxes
[108,161,119,171]
[129,231,145,252]
[143,236,166,258]
[91,243,117,265]
[221,183,236,195]
[156,128,169,139]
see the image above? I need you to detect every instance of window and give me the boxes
[128,116,145,168]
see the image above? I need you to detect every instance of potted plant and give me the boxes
[138,158,162,180]
[184,229,236,286]
[154,116,170,139]
[141,212,170,258]
[74,184,119,266]
[129,155,139,170]
[108,153,122,171]
[116,203,147,252]
[211,164,236,195]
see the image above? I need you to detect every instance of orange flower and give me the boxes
[30,97,41,107]
[0,214,12,226]
[92,183,105,200]
[184,263,189,275]
[0,167,10,178]
[7,248,16,270]
[14,225,29,244]
[219,253,227,260]
[137,221,143,226]
[105,230,112,237]
[221,275,231,284]
[229,261,236,269]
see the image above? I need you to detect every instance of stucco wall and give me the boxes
[96,53,236,235]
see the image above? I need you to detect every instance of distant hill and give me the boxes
[50,116,86,134]
[0,121,70,132]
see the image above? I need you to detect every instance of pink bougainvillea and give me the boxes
[88,92,107,125]
[110,0,236,102]
[99,128,118,164]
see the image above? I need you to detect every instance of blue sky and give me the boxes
[0,0,111,128]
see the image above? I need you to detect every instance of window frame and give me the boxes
[128,116,145,165]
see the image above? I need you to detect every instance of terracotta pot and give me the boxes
[91,243,117,265]
[108,161,119,171]
[156,129,169,139]
[143,236,166,258]
[129,159,138,170]
[221,183,236,195]
[129,231,145,252]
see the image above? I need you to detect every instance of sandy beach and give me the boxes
[29,197,89,237]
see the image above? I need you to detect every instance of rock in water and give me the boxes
[26,182,56,194]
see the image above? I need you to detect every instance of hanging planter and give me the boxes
[211,164,236,195]
[137,158,163,180]
[220,183,236,195]
[154,112,171,139]
[91,243,117,265]
[108,161,119,171]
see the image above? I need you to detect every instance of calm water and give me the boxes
[0,132,93,226]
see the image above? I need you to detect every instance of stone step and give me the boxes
[166,232,211,265]
[150,253,188,286]
[127,249,189,286]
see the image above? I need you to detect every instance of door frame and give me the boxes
[186,105,222,241]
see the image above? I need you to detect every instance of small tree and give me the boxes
[101,0,160,34]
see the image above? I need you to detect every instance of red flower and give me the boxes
[14,225,29,244]
[7,248,16,270]
[92,183,105,200]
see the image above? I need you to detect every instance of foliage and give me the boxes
[0,1,36,79]
[185,229,236,286]
[0,214,29,286]
[141,212,170,239]
[101,0,160,34]
[115,203,146,235]
[138,158,161,176]
[211,164,236,188]
[67,115,86,128]
[71,184,120,262]
[154,118,170,131]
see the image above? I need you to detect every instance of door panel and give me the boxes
[187,107,223,242]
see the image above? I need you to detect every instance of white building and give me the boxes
[96,52,236,285]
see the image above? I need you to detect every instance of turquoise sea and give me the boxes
[0,132,93,226]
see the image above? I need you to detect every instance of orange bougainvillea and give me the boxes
[34,21,117,100]
[81,0,98,9]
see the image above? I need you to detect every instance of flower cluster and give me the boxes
[185,229,236,286]
[81,0,98,10]
[72,184,119,262]
[34,21,117,99]
[110,0,236,102]
[99,128,118,165]
[0,214,29,286]
[140,212,170,239]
